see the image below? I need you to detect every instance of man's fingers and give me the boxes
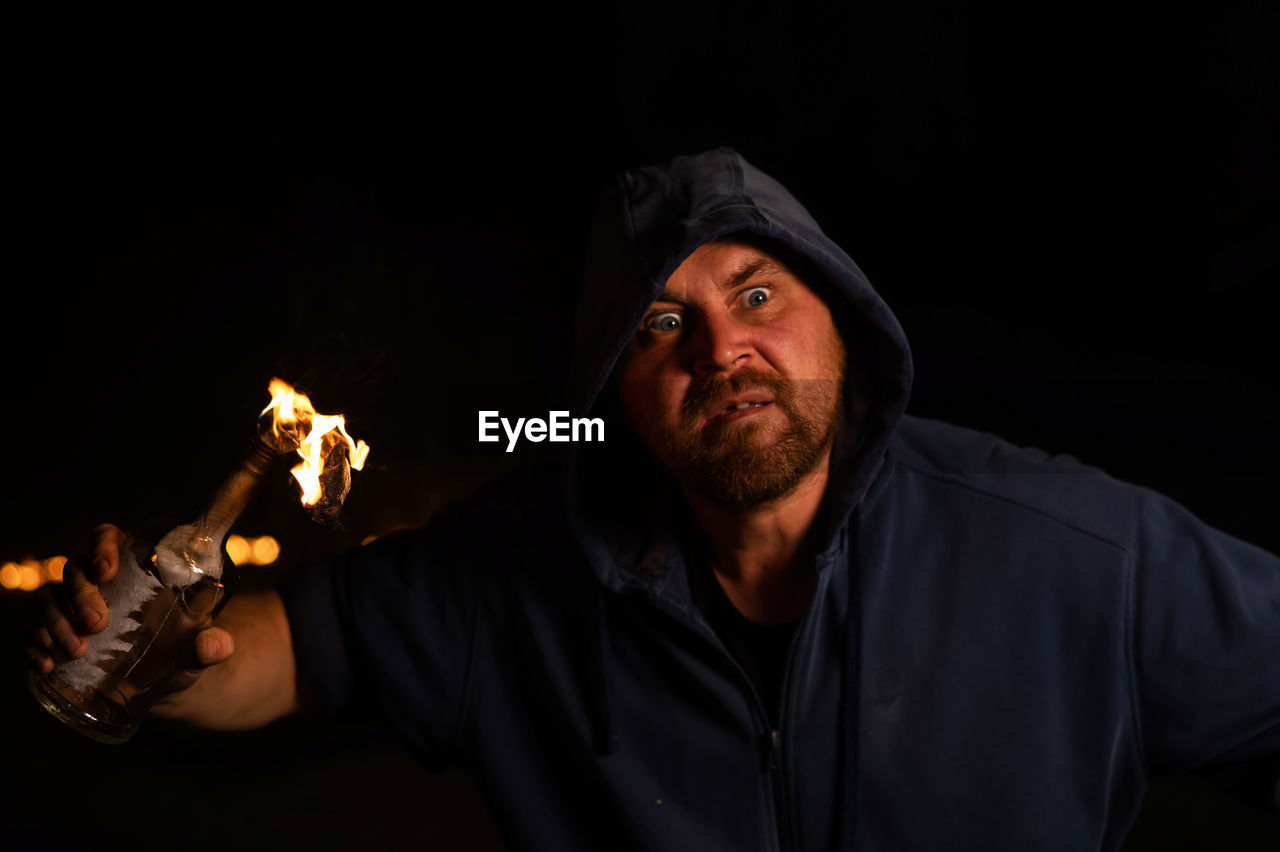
[152,627,234,705]
[62,558,107,634]
[89,524,129,584]
[39,587,86,659]
[23,524,131,677]
[25,627,55,674]
[193,627,235,667]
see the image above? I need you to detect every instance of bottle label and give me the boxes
[57,546,164,694]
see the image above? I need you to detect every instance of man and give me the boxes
[29,148,1280,850]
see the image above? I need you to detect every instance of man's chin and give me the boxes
[697,412,781,447]
[676,434,828,512]
[680,460,812,513]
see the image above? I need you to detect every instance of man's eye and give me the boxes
[741,287,770,308]
[645,312,682,333]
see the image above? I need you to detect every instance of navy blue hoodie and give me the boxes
[287,149,1280,850]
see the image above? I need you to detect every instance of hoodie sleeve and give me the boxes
[1133,486,1280,788]
[284,506,483,769]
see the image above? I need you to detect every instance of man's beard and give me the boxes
[652,365,844,512]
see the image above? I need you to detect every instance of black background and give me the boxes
[1,3,1278,849]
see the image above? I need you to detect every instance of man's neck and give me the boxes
[683,460,830,625]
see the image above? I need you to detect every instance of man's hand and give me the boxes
[25,523,235,677]
[26,523,298,730]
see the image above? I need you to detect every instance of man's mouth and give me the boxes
[706,396,774,423]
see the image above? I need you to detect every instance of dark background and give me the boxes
[1,3,1278,849]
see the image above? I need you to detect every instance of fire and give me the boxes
[260,378,370,506]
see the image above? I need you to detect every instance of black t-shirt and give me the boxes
[687,560,800,726]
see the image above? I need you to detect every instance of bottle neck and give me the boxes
[198,437,276,543]
[151,437,278,587]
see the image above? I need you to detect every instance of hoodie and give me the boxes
[287,148,1280,850]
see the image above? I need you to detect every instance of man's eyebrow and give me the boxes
[724,256,785,290]
[650,255,787,305]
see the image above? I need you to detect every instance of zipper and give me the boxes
[766,728,782,770]
[764,727,787,839]
[719,641,793,852]
[645,590,816,852]
[770,584,820,852]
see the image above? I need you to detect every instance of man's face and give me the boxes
[617,238,846,511]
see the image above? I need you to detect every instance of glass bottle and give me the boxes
[28,439,274,743]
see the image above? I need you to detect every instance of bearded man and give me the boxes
[30,148,1280,851]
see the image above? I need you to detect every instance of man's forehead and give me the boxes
[660,239,794,297]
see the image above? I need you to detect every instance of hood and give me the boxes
[566,147,913,590]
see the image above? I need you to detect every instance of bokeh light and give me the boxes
[18,560,42,591]
[226,535,252,566]
[44,555,67,582]
[251,536,280,565]
[225,535,279,566]
[0,562,20,589]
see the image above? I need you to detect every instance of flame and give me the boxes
[261,378,370,506]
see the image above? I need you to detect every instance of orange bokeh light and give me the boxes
[225,535,280,566]
[44,555,67,582]
[18,561,42,591]
[251,536,280,565]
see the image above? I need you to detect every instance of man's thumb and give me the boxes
[193,627,235,667]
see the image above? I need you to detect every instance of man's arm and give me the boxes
[1133,487,1280,774]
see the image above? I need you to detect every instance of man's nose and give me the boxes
[689,313,752,375]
